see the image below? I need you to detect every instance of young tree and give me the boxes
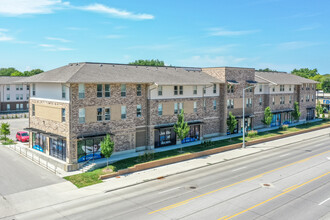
[174,109,190,152]
[292,102,301,122]
[227,112,237,140]
[262,107,273,127]
[0,122,10,142]
[316,101,323,118]
[100,134,114,169]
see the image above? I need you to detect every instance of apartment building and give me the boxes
[0,76,30,113]
[25,63,317,171]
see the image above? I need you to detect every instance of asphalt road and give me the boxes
[9,135,330,220]
[0,146,64,196]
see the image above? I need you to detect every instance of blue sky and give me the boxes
[0,0,329,74]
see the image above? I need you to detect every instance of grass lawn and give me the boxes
[65,120,330,188]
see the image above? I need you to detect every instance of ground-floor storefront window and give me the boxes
[240,118,252,133]
[306,109,315,121]
[182,125,200,143]
[154,128,176,148]
[32,132,47,153]
[49,138,66,161]
[282,112,293,125]
[271,113,281,127]
[77,137,104,163]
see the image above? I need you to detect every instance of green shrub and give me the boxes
[15,114,18,118]
[247,130,258,138]
[280,125,289,131]
[136,151,155,163]
[24,114,27,118]
[1,116,4,119]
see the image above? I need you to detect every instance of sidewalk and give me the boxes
[1,127,329,218]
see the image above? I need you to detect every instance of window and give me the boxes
[174,86,178,95]
[259,97,262,105]
[79,84,85,99]
[306,84,310,90]
[301,84,304,90]
[79,108,85,123]
[32,104,35,116]
[193,85,197,95]
[158,104,163,116]
[62,85,66,99]
[32,84,36,96]
[97,84,103,97]
[289,85,292,91]
[312,95,314,102]
[194,101,197,113]
[6,94,10,100]
[301,97,304,102]
[20,103,23,109]
[105,108,110,121]
[306,95,310,102]
[20,94,23,100]
[272,87,275,92]
[312,84,314,90]
[26,94,29,99]
[179,103,183,112]
[280,96,285,104]
[16,104,19,109]
[179,86,183,95]
[121,106,127,119]
[61,108,66,122]
[213,100,217,110]
[105,84,110,97]
[246,98,252,108]
[259,85,262,92]
[158,86,163,96]
[6,85,10,91]
[227,85,234,93]
[280,85,284,92]
[16,85,19,90]
[203,99,206,111]
[203,85,206,94]
[20,85,23,90]
[213,84,217,94]
[248,87,253,93]
[174,103,178,114]
[7,104,10,110]
[272,97,275,105]
[283,96,285,104]
[137,84,142,96]
[289,96,292,104]
[227,99,234,109]
[26,85,29,90]
[16,94,19,100]
[137,105,142,117]
[97,108,103,121]
[121,84,126,97]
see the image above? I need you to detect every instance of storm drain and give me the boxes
[261,183,273,188]
[157,176,165,180]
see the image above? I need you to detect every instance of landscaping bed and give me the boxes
[65,120,330,188]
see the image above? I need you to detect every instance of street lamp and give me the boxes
[242,85,256,148]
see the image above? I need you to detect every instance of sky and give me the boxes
[0,0,329,74]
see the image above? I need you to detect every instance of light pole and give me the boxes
[242,85,256,148]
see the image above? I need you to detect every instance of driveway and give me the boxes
[0,118,28,140]
[0,146,64,196]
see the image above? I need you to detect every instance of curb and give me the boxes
[103,128,330,193]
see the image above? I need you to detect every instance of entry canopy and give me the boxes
[227,80,239,84]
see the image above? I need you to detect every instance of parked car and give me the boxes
[16,131,29,142]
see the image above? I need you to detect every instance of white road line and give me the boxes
[159,187,181,194]
[232,166,247,172]
[279,153,290,158]
[319,197,330,206]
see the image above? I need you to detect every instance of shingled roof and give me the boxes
[23,62,224,85]
[0,76,28,85]
[255,71,318,85]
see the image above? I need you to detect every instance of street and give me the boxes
[5,133,330,220]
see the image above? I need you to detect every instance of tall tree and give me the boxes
[262,107,273,127]
[257,68,277,72]
[316,101,323,118]
[292,102,301,122]
[0,123,10,142]
[129,59,165,66]
[174,110,190,152]
[227,112,237,140]
[291,68,319,79]
[0,67,18,76]
[321,77,330,93]
[100,134,114,169]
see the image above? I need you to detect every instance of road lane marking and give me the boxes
[221,171,330,220]
[159,187,182,194]
[279,153,290,158]
[283,184,297,192]
[148,150,330,215]
[218,216,228,220]
[319,197,330,206]
[232,167,247,172]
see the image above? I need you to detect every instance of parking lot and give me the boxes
[0,118,28,140]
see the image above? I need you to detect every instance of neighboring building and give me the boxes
[24,63,318,171]
[316,90,330,112]
[0,76,30,113]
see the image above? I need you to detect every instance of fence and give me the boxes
[8,144,61,174]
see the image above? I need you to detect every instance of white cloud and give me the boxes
[46,37,71,43]
[208,28,259,36]
[39,44,55,47]
[0,29,13,41]
[44,47,74,51]
[179,55,247,67]
[79,3,154,20]
[105,34,124,39]
[0,0,69,16]
[278,41,321,50]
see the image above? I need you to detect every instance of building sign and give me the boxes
[323,100,330,105]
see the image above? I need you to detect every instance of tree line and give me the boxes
[0,67,44,77]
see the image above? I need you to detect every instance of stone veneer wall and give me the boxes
[298,84,317,120]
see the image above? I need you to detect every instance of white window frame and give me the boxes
[104,108,110,121]
[79,108,85,123]
[158,86,163,96]
[136,104,142,117]
[158,104,163,116]
[121,106,127,119]
[121,84,126,97]
[79,84,85,99]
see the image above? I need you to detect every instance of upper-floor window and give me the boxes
[174,103,183,114]
[227,99,234,109]
[289,85,292,91]
[301,84,304,90]
[194,101,197,113]
[6,94,10,101]
[213,100,217,110]
[20,94,23,100]
[6,85,10,91]
[97,84,103,97]
[62,85,66,99]
[7,104,10,110]
[105,84,110,97]
[121,84,126,97]
[193,85,197,95]
[203,86,206,94]
[259,85,262,92]
[248,87,253,93]
[97,108,103,121]
[280,96,285,104]
[272,87,275,92]
[32,84,36,96]
[306,95,310,102]
[158,86,163,96]
[289,95,292,104]
[79,84,85,99]
[213,84,217,94]
[137,84,142,96]
[79,108,85,123]
[174,86,178,95]
[26,85,29,90]
[312,84,314,90]
[227,84,234,93]
[26,94,29,100]
[174,103,178,114]
[137,104,142,117]
[312,95,314,102]
[272,97,275,105]
[259,97,262,105]
[61,108,66,122]
[32,104,35,116]
[301,97,304,102]
[105,108,110,121]
[16,94,19,100]
[121,106,127,119]
[179,86,183,95]
[16,85,19,90]
[158,104,163,116]
[203,99,206,111]
[280,85,284,92]
[246,98,252,108]
[306,84,310,90]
